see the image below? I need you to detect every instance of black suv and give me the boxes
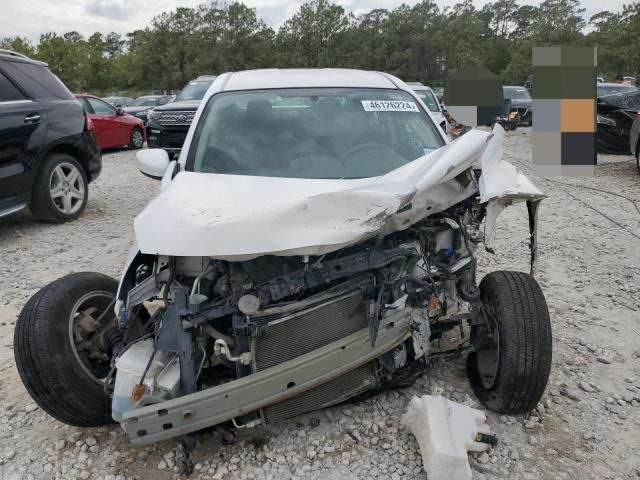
[146,75,216,157]
[0,49,101,222]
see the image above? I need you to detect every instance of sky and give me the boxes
[0,0,628,42]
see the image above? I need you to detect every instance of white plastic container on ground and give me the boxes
[401,394,492,480]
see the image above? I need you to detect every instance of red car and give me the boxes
[75,94,145,150]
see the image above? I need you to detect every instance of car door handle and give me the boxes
[24,113,41,124]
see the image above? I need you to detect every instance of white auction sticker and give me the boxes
[361,100,420,112]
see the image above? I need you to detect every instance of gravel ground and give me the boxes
[1,129,640,480]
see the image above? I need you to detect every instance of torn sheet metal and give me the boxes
[527,199,541,276]
[134,125,542,260]
[477,126,544,272]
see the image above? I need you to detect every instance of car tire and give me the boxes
[14,272,118,427]
[467,271,552,414]
[30,154,88,223]
[129,127,144,150]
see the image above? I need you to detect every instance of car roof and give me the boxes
[598,82,637,87]
[0,49,47,66]
[221,69,398,92]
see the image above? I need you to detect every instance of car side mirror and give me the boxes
[137,149,170,180]
[116,107,125,116]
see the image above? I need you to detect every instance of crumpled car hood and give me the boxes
[134,125,543,260]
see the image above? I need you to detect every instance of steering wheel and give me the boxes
[339,143,393,163]
[199,146,238,173]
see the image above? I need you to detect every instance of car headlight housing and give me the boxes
[147,109,161,121]
[597,113,616,127]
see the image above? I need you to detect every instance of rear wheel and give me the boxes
[30,154,88,223]
[467,271,552,414]
[129,127,144,150]
[14,273,118,426]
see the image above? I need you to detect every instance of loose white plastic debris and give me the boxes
[401,394,493,480]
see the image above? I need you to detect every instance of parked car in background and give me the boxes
[623,76,637,86]
[406,82,448,134]
[75,94,145,150]
[597,83,639,97]
[523,74,533,94]
[0,49,101,222]
[146,75,217,156]
[630,114,640,173]
[103,96,135,107]
[123,95,174,124]
[503,86,532,126]
[596,88,640,154]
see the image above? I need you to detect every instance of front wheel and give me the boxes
[129,127,144,150]
[467,271,552,414]
[14,273,119,426]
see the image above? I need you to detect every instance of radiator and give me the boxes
[250,289,377,422]
[263,363,376,423]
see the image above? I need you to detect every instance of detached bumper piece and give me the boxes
[121,310,411,445]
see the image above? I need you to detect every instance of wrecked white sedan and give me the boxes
[15,69,551,466]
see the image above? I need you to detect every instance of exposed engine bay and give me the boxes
[106,189,518,446]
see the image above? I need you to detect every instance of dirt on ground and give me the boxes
[1,129,640,480]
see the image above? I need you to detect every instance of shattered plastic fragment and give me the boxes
[401,394,493,480]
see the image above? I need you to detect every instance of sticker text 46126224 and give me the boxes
[361,100,420,112]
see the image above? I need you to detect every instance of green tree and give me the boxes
[218,3,274,71]
[0,36,36,57]
[277,0,351,67]
[37,32,88,92]
[2,0,613,94]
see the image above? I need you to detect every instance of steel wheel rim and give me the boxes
[132,129,144,148]
[68,291,115,385]
[49,162,85,215]
[476,302,501,390]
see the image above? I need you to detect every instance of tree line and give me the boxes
[1,0,639,96]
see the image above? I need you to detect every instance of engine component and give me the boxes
[244,286,375,422]
[214,339,252,365]
[250,289,368,371]
[402,394,493,480]
[112,339,180,421]
[263,363,376,423]
[238,294,260,315]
